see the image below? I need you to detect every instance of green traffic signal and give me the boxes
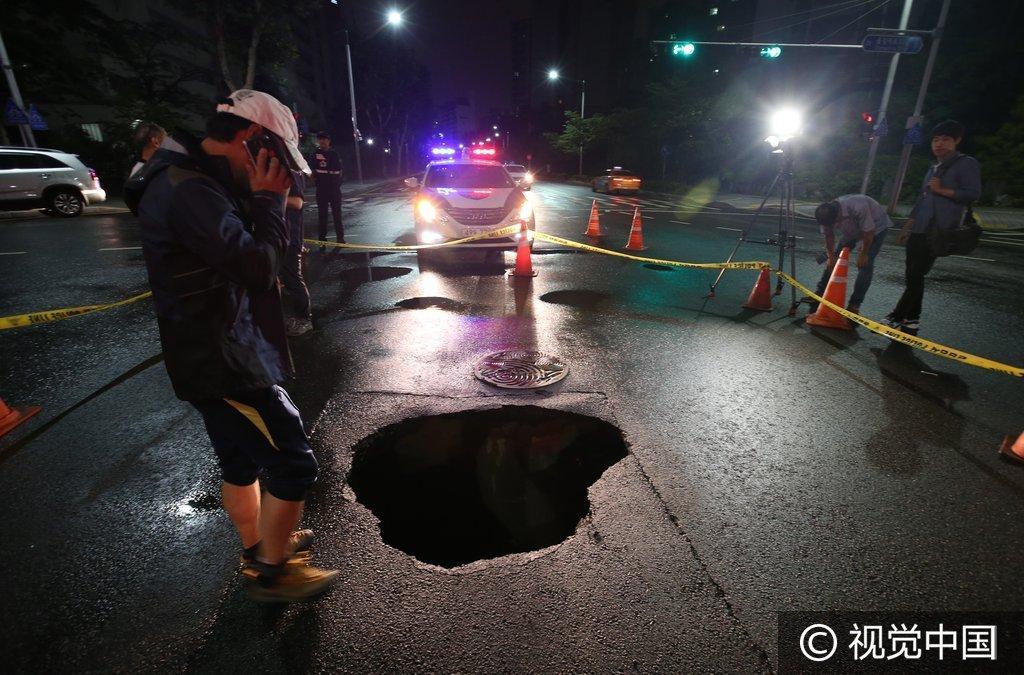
[672,42,696,57]
[760,45,782,59]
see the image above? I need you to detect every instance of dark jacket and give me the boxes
[909,152,982,234]
[124,134,293,401]
[311,148,342,192]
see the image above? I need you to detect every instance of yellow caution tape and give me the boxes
[777,272,1024,378]
[0,291,153,331]
[533,232,771,270]
[3,224,1022,379]
[304,224,523,251]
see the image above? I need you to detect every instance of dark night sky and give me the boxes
[355,0,529,121]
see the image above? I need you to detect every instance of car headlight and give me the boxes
[518,200,533,221]
[524,172,534,183]
[416,199,437,222]
[419,230,444,244]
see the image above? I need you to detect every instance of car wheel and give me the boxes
[48,188,84,217]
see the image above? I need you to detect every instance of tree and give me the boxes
[180,0,319,94]
[978,94,1024,201]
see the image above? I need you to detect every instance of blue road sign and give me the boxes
[903,122,924,145]
[862,34,924,54]
[28,105,48,131]
[4,99,29,125]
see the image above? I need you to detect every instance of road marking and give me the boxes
[716,226,742,232]
[98,246,142,251]
[982,239,1024,247]
[0,251,27,255]
[951,255,996,261]
[670,220,691,225]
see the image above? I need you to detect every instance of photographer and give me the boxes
[811,194,891,315]
[124,90,338,602]
[886,120,981,336]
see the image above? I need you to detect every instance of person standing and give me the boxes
[281,171,313,336]
[810,194,891,315]
[887,120,981,335]
[312,131,343,249]
[124,90,339,601]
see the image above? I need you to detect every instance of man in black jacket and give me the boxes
[125,90,338,602]
[312,131,344,248]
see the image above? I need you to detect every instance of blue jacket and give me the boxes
[124,134,293,401]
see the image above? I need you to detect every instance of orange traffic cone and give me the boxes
[999,431,1024,464]
[624,207,646,251]
[0,396,41,438]
[806,248,853,330]
[743,268,774,311]
[509,222,537,277]
[584,199,602,238]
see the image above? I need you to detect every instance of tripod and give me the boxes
[708,143,799,315]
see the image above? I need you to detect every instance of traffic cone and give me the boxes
[0,396,41,438]
[743,268,773,311]
[624,207,646,251]
[999,431,1024,464]
[806,248,853,330]
[509,222,537,277]
[584,199,602,238]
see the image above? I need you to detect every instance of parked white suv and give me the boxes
[0,147,107,217]
[405,159,535,260]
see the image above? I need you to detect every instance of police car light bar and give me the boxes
[471,147,496,156]
[431,147,456,156]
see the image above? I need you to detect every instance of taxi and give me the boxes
[592,167,641,194]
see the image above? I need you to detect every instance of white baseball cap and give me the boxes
[216,89,312,176]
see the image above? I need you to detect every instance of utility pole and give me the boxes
[859,0,914,195]
[0,27,37,147]
[888,0,952,214]
[344,29,363,183]
[578,79,586,176]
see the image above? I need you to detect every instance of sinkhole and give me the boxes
[347,406,628,568]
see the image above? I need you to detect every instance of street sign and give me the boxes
[28,105,48,131]
[903,122,924,145]
[862,34,924,54]
[4,99,29,125]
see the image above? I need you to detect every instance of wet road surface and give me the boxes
[1,181,1023,671]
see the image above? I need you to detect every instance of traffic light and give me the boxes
[860,112,876,139]
[760,45,782,59]
[672,42,696,57]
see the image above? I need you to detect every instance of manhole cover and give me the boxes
[348,406,628,567]
[474,350,568,389]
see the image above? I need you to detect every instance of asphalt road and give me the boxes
[1,181,1023,672]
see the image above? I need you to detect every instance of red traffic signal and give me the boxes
[861,112,875,124]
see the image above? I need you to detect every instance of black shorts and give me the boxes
[191,385,318,501]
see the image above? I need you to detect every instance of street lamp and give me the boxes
[386,9,403,26]
[547,68,586,175]
[366,138,375,146]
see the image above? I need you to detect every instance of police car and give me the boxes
[405,157,535,258]
[503,163,533,190]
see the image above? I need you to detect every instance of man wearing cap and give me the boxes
[312,132,344,249]
[887,120,981,336]
[124,89,339,602]
[810,194,891,315]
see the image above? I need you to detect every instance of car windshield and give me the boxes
[505,165,525,172]
[425,164,514,189]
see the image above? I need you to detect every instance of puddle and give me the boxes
[539,290,612,309]
[348,406,628,568]
[395,296,468,312]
